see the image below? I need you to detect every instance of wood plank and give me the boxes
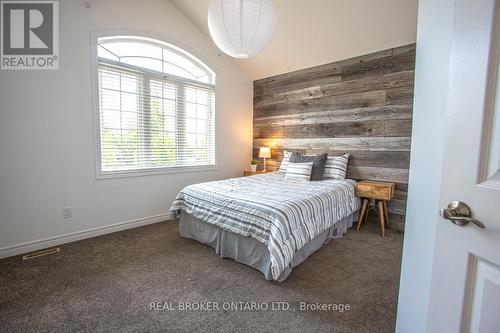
[254,64,342,90]
[254,90,388,118]
[340,51,415,82]
[393,189,408,201]
[387,198,408,215]
[253,105,412,126]
[386,86,414,105]
[254,74,342,96]
[346,166,409,184]
[253,137,411,152]
[395,184,408,197]
[254,119,412,139]
[392,43,416,56]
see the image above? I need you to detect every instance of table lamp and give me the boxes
[259,147,271,171]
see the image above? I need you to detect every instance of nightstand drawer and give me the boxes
[356,181,394,201]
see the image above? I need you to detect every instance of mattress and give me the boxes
[170,172,360,279]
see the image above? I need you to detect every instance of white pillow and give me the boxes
[278,151,292,172]
[285,162,314,181]
[323,154,350,180]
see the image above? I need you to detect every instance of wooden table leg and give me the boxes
[378,200,385,237]
[357,198,369,231]
[383,200,390,228]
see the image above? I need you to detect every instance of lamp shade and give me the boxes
[258,147,271,158]
[208,0,277,58]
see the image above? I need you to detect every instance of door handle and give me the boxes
[440,201,485,229]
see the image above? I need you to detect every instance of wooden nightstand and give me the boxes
[355,180,395,237]
[243,170,271,177]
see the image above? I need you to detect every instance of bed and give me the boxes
[170,172,360,281]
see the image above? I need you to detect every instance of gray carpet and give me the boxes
[0,220,403,333]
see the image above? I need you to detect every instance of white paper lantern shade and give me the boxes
[208,0,277,58]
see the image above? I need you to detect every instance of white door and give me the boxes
[426,0,500,332]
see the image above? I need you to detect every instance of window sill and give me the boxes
[96,164,218,180]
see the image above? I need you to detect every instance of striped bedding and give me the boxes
[170,172,360,280]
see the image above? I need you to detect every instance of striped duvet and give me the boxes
[170,172,360,280]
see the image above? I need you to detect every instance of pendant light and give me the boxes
[208,0,277,58]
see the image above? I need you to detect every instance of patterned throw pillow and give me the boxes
[278,151,292,172]
[289,152,327,181]
[323,154,350,180]
[285,162,314,181]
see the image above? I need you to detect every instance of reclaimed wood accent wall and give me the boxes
[253,44,415,231]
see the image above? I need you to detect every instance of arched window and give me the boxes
[95,36,216,176]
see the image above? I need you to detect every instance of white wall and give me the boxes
[396,0,455,331]
[0,0,253,257]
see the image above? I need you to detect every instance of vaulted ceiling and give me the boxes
[170,0,418,80]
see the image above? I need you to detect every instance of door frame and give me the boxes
[396,0,457,332]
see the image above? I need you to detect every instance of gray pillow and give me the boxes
[289,152,327,180]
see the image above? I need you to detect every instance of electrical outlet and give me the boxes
[63,207,72,219]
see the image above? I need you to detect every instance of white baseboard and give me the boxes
[0,213,173,259]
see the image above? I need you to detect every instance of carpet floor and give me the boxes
[0,220,403,333]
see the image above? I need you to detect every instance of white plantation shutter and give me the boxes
[96,37,216,175]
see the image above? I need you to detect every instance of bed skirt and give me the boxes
[178,211,357,282]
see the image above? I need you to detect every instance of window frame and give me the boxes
[90,32,219,179]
